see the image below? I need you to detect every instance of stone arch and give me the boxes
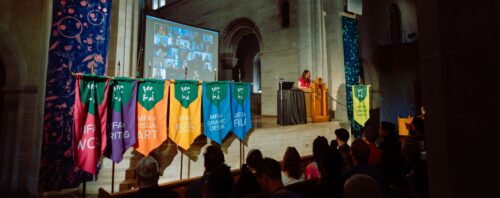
[219,18,263,80]
[0,27,26,192]
[0,27,26,86]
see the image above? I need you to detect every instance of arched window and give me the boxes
[151,0,166,10]
[389,3,402,44]
[281,1,290,28]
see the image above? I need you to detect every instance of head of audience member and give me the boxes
[344,174,383,198]
[233,149,263,198]
[335,128,350,147]
[362,126,378,144]
[255,158,284,194]
[330,139,338,150]
[313,136,330,163]
[379,121,398,140]
[402,138,421,163]
[410,116,425,135]
[245,149,263,172]
[318,147,343,183]
[204,145,225,173]
[204,164,234,198]
[350,139,371,165]
[282,146,302,179]
[136,156,160,188]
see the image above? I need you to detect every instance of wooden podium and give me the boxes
[308,78,329,123]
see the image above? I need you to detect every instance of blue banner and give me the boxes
[342,16,363,138]
[39,0,112,191]
[202,81,232,144]
[231,82,252,141]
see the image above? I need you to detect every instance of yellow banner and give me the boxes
[169,81,202,150]
[352,85,370,126]
[135,80,169,156]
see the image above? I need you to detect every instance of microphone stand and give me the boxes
[279,78,284,125]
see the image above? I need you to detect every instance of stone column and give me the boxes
[219,56,238,81]
[417,0,500,197]
[108,0,140,77]
[323,0,347,121]
[311,0,326,80]
[297,0,313,73]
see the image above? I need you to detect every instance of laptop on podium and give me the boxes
[281,81,294,90]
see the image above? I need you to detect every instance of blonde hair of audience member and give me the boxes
[344,174,382,198]
[136,156,160,188]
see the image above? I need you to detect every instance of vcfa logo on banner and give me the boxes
[234,84,248,105]
[138,81,164,111]
[206,83,228,105]
[355,86,367,101]
[175,81,198,108]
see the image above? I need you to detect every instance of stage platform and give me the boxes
[72,116,349,196]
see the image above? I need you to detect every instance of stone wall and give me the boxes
[157,0,300,116]
[358,0,420,123]
[0,0,52,195]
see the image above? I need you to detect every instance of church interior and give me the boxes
[1,0,499,197]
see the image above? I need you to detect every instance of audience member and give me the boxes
[232,149,264,197]
[185,145,225,198]
[344,174,383,198]
[282,147,305,186]
[335,128,353,172]
[306,147,343,198]
[246,149,264,172]
[362,126,381,165]
[256,158,302,198]
[343,139,384,188]
[133,156,179,198]
[378,121,407,194]
[204,164,234,198]
[409,116,426,153]
[330,139,338,150]
[305,136,329,180]
[403,138,428,198]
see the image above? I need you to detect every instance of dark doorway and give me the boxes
[389,3,402,44]
[281,1,290,28]
[233,34,261,115]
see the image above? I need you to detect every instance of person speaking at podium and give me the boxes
[298,69,311,91]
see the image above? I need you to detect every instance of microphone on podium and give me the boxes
[275,76,284,81]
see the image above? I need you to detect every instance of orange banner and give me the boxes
[135,80,169,155]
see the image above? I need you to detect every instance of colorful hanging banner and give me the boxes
[73,74,110,175]
[169,80,202,150]
[105,78,137,163]
[40,0,113,191]
[202,81,232,144]
[135,80,169,156]
[231,82,252,140]
[352,85,370,126]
